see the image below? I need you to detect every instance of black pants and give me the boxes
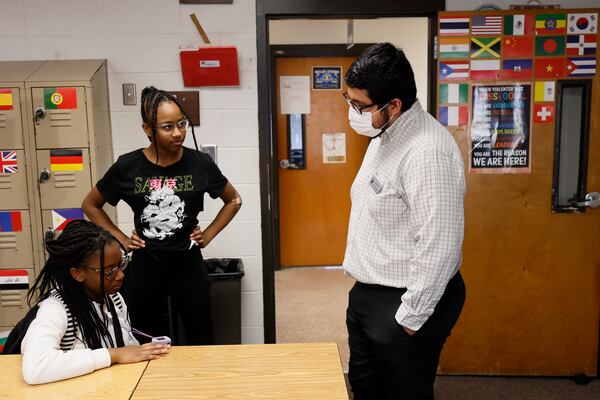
[347,271,465,400]
[123,245,214,345]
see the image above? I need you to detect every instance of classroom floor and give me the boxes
[275,267,600,399]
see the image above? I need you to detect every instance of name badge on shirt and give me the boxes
[369,175,383,194]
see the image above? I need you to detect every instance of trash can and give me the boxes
[205,258,244,345]
[174,258,244,345]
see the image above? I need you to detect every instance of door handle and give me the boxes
[34,106,46,123]
[39,168,50,183]
[280,159,290,169]
[576,192,600,208]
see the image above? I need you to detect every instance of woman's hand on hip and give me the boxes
[128,229,145,251]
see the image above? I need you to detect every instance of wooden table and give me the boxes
[0,355,148,400]
[132,342,349,399]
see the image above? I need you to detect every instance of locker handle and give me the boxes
[39,168,50,183]
[45,227,55,242]
[34,106,46,123]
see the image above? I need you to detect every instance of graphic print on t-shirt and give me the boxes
[141,185,186,240]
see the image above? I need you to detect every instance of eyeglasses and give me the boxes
[343,92,376,115]
[82,249,130,279]
[157,119,189,133]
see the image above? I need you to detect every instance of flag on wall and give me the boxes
[535,36,565,56]
[0,270,29,290]
[0,151,18,174]
[500,59,533,79]
[52,208,84,231]
[440,16,470,36]
[44,87,77,110]
[0,89,13,111]
[470,37,501,58]
[50,149,84,171]
[471,15,502,35]
[504,14,534,35]
[503,36,534,58]
[566,35,597,56]
[439,83,468,104]
[534,81,555,102]
[534,58,565,79]
[534,103,554,123]
[439,61,470,80]
[439,106,468,127]
[567,13,597,34]
[470,59,500,80]
[566,57,597,77]
[439,37,470,58]
[535,14,567,35]
[0,331,10,352]
[0,211,22,232]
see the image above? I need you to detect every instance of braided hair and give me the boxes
[140,86,199,165]
[27,220,119,349]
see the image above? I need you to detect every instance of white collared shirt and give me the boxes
[343,100,466,331]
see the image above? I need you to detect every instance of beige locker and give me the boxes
[31,86,89,149]
[0,59,115,332]
[0,210,34,268]
[0,268,35,326]
[0,88,24,149]
[36,148,92,209]
[0,149,30,209]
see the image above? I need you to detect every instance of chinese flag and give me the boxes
[503,36,534,58]
[534,58,565,79]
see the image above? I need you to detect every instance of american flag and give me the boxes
[0,151,17,174]
[471,15,503,35]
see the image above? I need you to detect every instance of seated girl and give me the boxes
[20,219,169,384]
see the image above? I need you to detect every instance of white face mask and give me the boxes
[347,102,391,137]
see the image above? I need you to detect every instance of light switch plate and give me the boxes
[201,144,218,164]
[122,83,136,105]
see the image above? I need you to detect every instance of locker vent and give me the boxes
[0,113,7,128]
[54,171,76,188]
[0,291,24,307]
[49,110,72,127]
[0,175,11,189]
[0,232,17,249]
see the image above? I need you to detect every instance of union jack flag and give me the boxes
[0,151,17,174]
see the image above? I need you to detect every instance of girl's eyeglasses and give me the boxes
[82,249,130,279]
[157,119,189,133]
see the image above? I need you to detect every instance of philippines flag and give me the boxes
[471,15,502,35]
[566,57,597,77]
[0,151,17,174]
[52,208,85,231]
[566,35,597,56]
[439,61,469,80]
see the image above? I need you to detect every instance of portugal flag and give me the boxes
[44,87,77,109]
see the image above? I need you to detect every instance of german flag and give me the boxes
[0,89,13,111]
[50,149,83,171]
[44,87,77,110]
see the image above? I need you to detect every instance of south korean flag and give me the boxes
[568,13,597,34]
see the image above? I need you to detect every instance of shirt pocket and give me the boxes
[365,178,407,230]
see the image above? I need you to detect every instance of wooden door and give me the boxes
[276,57,369,267]
[439,41,600,376]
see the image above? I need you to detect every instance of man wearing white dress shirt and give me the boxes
[343,43,467,400]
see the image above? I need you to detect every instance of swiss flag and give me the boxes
[503,36,534,58]
[534,103,554,124]
[534,58,565,79]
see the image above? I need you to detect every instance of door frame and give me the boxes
[257,0,445,343]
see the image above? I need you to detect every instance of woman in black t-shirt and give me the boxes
[82,86,241,345]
